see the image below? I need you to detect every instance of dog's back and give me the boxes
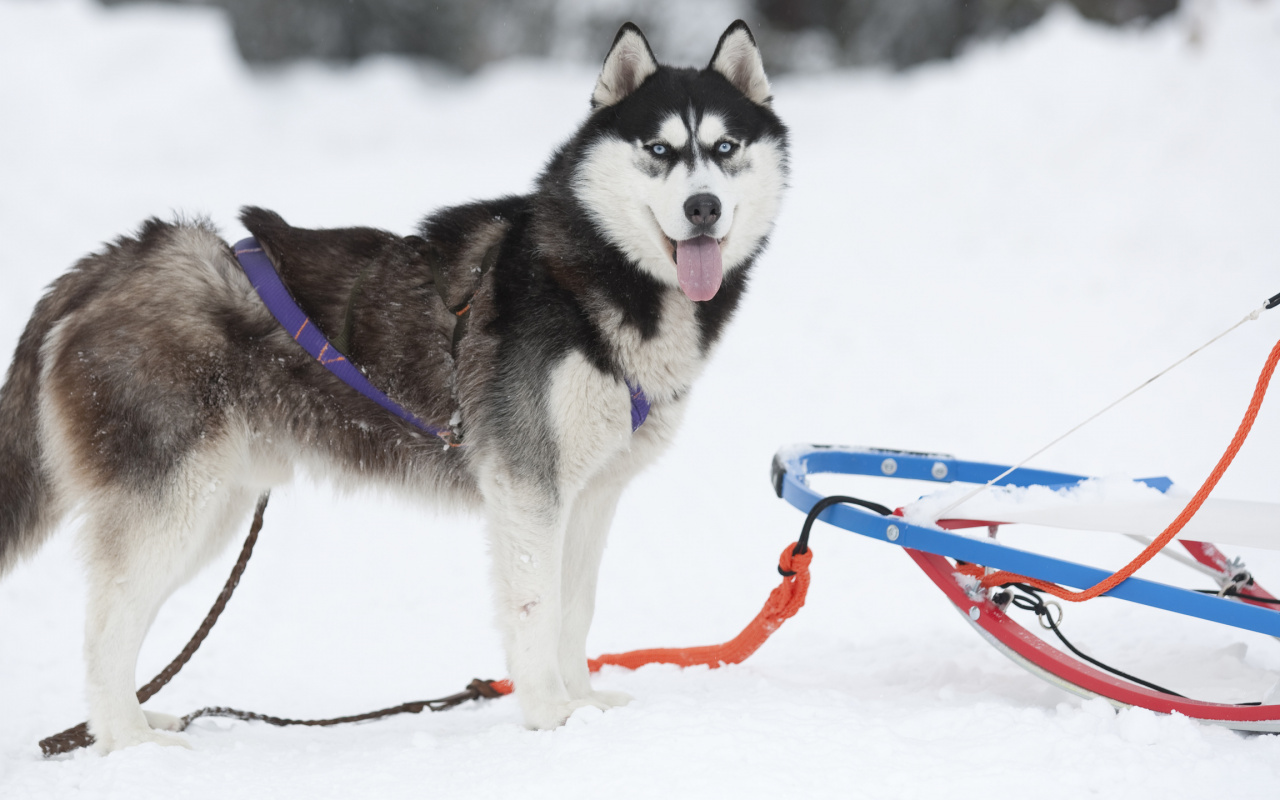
[2,19,787,753]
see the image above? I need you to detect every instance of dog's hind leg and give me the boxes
[79,483,258,753]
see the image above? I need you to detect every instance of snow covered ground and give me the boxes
[2,0,1280,796]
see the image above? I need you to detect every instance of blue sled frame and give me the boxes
[772,444,1280,638]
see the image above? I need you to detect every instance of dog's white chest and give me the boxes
[599,290,706,404]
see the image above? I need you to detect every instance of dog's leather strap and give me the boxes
[39,497,811,755]
[434,241,499,359]
[39,494,271,756]
[37,495,509,756]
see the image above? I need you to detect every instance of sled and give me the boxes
[772,444,1280,733]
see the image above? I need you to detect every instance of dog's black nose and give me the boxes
[684,193,721,229]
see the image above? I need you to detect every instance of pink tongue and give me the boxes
[675,235,723,301]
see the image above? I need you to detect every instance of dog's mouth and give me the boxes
[663,234,725,302]
[649,208,726,302]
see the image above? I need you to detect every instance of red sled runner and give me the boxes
[772,442,1280,733]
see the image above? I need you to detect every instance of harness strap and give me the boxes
[423,240,648,431]
[235,236,650,440]
[440,242,500,361]
[626,377,650,432]
[331,262,375,357]
[233,238,459,445]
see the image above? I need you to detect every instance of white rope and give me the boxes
[930,304,1269,521]
[1120,533,1227,581]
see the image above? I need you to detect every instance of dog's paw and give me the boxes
[523,691,634,729]
[142,710,184,732]
[92,725,191,754]
[578,689,633,711]
[522,700,573,731]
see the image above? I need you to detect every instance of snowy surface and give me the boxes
[3,0,1280,796]
[900,476,1280,551]
[903,474,1190,526]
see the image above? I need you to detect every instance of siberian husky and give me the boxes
[0,20,789,752]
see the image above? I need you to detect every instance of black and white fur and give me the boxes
[0,21,788,752]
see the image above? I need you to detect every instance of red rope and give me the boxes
[960,337,1280,601]
[488,543,813,695]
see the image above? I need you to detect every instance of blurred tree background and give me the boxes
[99,0,1179,71]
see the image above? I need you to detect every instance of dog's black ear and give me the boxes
[592,22,658,109]
[709,20,771,107]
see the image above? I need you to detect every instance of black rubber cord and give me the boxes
[1193,588,1280,604]
[785,492,1274,707]
[780,495,893,576]
[999,583,1189,698]
[1009,585,1262,706]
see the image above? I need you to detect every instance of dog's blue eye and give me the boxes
[649,144,667,156]
[717,141,735,155]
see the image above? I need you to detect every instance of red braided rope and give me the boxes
[962,337,1280,601]
[488,543,813,695]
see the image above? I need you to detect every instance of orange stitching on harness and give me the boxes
[293,318,309,341]
[317,343,346,366]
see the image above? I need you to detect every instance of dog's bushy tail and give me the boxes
[0,285,66,579]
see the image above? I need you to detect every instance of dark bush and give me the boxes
[99,0,1180,72]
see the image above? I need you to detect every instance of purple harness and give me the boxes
[233,237,650,442]
[625,377,650,433]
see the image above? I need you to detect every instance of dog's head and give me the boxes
[571,21,789,302]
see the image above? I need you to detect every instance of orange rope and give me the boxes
[963,337,1280,601]
[486,336,1278,699]
[489,543,813,695]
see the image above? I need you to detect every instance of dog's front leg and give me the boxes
[558,470,632,710]
[480,466,581,729]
